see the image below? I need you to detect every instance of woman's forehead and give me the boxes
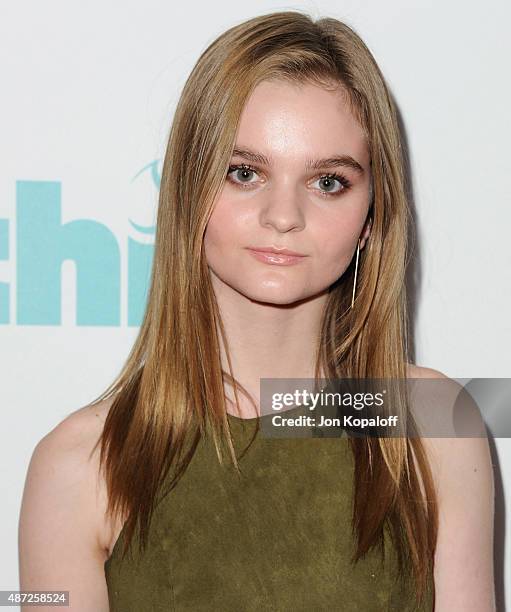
[234,80,369,170]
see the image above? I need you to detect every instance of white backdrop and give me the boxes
[1,0,510,609]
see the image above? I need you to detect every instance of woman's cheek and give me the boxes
[319,237,355,280]
[204,204,234,250]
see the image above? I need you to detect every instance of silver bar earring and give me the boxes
[350,238,361,309]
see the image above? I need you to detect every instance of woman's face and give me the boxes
[204,79,372,305]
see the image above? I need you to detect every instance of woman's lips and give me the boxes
[246,248,307,266]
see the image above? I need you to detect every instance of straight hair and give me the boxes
[92,11,438,607]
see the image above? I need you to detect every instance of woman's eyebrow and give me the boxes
[231,146,365,175]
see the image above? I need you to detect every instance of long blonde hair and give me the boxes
[92,10,437,606]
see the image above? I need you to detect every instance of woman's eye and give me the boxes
[226,165,351,196]
[227,164,260,186]
[312,174,351,196]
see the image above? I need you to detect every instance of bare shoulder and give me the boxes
[405,362,448,379]
[19,396,118,609]
[38,397,112,457]
[405,362,491,479]
[37,396,118,546]
[405,366,496,608]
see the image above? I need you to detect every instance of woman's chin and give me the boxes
[239,285,322,307]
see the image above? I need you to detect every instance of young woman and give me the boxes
[19,11,495,611]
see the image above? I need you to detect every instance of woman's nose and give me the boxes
[258,184,306,233]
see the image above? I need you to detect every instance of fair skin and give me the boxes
[203,79,372,413]
[18,80,495,611]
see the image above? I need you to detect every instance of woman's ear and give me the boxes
[359,216,372,250]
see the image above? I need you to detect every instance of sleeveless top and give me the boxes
[104,410,434,611]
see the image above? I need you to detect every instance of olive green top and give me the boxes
[104,410,434,611]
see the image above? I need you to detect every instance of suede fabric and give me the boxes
[105,413,434,611]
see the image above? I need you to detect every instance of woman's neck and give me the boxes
[211,272,329,417]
